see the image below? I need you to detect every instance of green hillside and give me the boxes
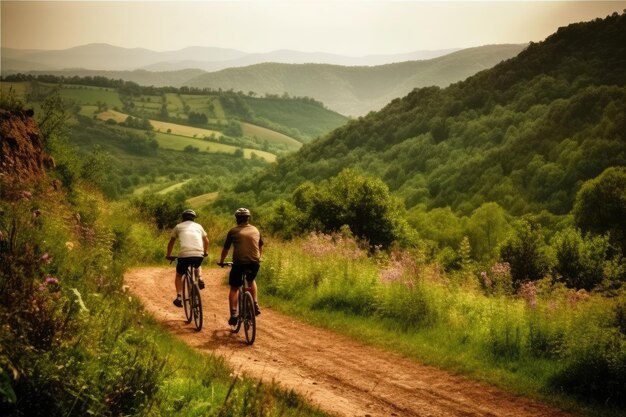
[231,12,626,219]
[184,44,526,116]
[1,76,347,146]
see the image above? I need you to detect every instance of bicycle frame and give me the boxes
[170,257,203,331]
[220,262,256,345]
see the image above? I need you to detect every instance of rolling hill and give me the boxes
[3,44,525,117]
[225,12,626,218]
[183,44,526,116]
[1,43,460,73]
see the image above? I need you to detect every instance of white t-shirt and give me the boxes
[171,221,207,257]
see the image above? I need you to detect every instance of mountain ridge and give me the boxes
[1,42,462,72]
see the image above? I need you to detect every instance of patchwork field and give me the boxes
[186,191,219,208]
[241,122,302,151]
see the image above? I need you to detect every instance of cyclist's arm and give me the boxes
[202,235,209,256]
[166,237,176,258]
[219,247,229,264]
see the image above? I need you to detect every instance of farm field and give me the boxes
[56,84,124,108]
[186,191,219,208]
[151,131,277,162]
[241,122,302,151]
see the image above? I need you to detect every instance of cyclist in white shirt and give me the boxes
[166,209,209,307]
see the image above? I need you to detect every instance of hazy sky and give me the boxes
[2,1,625,55]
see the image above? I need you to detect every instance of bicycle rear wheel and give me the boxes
[182,271,193,324]
[191,284,203,331]
[243,291,256,345]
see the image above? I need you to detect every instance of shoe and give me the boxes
[228,315,238,326]
[173,298,182,308]
[198,278,205,290]
[254,302,261,316]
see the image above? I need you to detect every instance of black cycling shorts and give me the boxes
[229,263,260,288]
[176,257,204,275]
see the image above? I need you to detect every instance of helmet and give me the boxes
[182,209,197,220]
[234,207,251,217]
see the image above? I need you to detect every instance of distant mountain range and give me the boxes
[184,44,526,116]
[1,43,462,72]
[1,43,526,116]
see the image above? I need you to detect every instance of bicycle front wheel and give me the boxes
[191,284,203,331]
[182,271,193,324]
[243,292,256,345]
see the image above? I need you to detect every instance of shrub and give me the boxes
[500,218,553,287]
[132,194,185,230]
[551,227,611,290]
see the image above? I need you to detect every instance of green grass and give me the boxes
[150,131,277,162]
[0,81,29,101]
[57,84,124,108]
[256,235,626,417]
[165,93,185,117]
[79,105,99,117]
[0,182,330,417]
[187,192,220,208]
[157,179,191,194]
[241,122,302,151]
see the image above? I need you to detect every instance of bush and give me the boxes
[551,227,612,290]
[550,332,626,407]
[132,194,185,230]
[500,218,553,287]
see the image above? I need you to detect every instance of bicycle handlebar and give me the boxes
[217,261,233,268]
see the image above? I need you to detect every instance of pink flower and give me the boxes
[45,276,59,286]
[32,209,42,219]
[40,252,52,263]
[21,191,32,200]
[518,281,537,309]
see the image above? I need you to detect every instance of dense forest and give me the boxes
[224,12,624,240]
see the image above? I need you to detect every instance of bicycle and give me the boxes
[168,256,204,331]
[218,262,256,345]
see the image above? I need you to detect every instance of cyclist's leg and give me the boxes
[173,259,188,307]
[228,265,244,323]
[190,257,205,289]
[244,263,261,314]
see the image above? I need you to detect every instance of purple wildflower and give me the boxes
[518,281,537,309]
[40,252,52,263]
[45,276,59,286]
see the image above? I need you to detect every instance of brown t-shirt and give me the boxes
[223,223,263,264]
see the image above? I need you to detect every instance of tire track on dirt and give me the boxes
[125,267,576,417]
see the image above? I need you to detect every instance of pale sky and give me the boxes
[2,1,625,55]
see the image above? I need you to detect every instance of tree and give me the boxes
[573,167,626,255]
[500,218,553,286]
[551,227,612,290]
[467,202,510,261]
[285,169,412,248]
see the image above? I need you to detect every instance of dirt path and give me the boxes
[125,267,575,417]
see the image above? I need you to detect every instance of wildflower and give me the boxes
[21,190,32,200]
[480,271,492,288]
[65,241,75,250]
[0,230,4,241]
[518,281,537,309]
[32,209,42,219]
[40,252,52,263]
[45,276,59,286]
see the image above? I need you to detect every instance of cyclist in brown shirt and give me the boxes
[219,208,263,325]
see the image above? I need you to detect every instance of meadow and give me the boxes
[256,232,626,415]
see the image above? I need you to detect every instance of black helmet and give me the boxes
[182,209,197,220]
[234,207,251,217]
